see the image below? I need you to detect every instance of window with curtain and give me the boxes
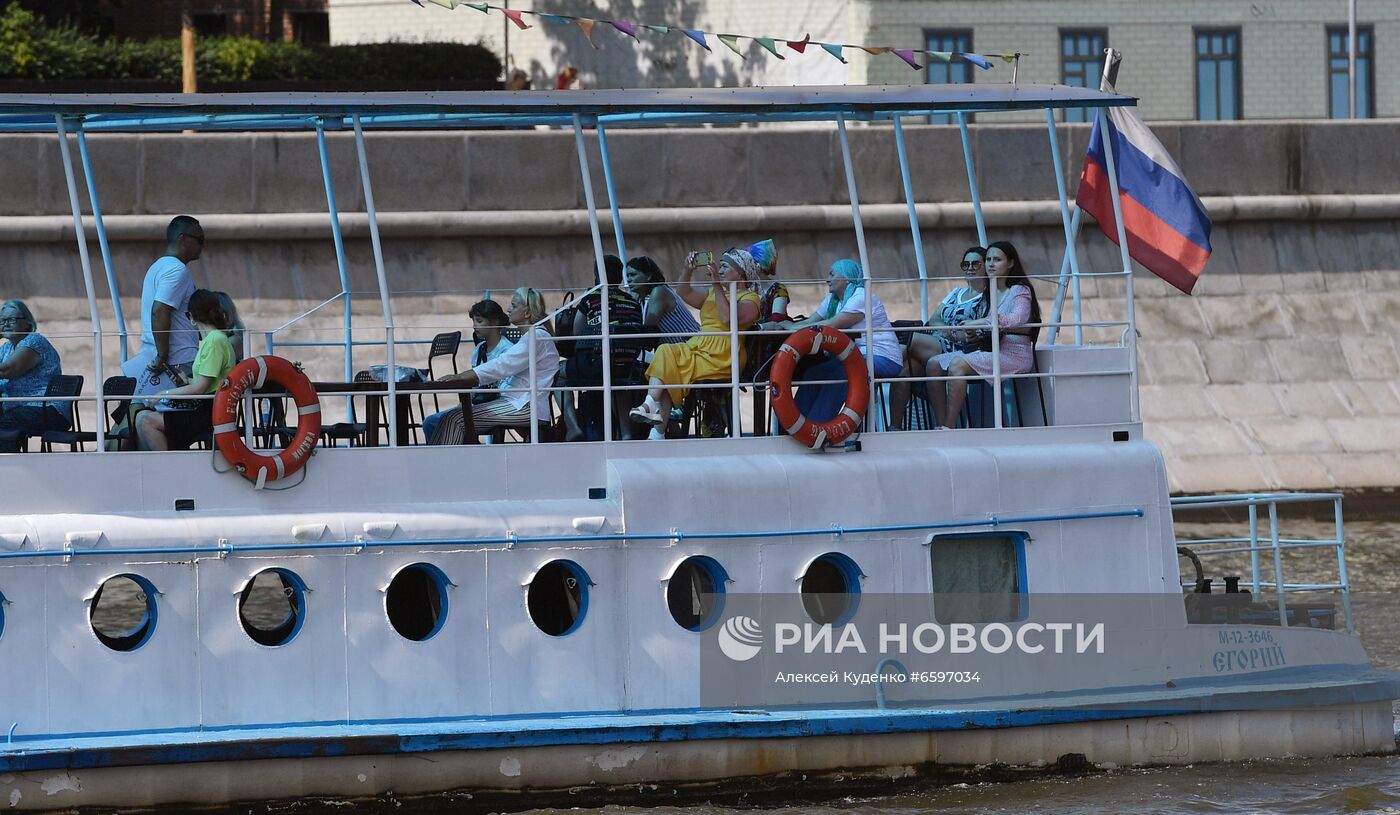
[930,534,1024,623]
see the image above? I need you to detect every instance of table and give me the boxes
[311,380,465,447]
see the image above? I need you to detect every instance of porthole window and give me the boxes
[800,553,862,626]
[239,568,306,647]
[667,556,728,632]
[90,574,158,651]
[527,560,589,637]
[386,563,450,642]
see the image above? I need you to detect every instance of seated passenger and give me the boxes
[889,246,990,429]
[748,239,790,323]
[924,240,1040,429]
[775,260,904,425]
[624,255,699,345]
[135,290,238,451]
[427,288,560,444]
[421,299,514,442]
[628,248,762,439]
[0,299,70,451]
[561,254,645,441]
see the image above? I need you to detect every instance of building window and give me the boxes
[1327,26,1374,119]
[924,29,974,125]
[929,533,1026,624]
[291,11,330,44]
[1060,29,1107,123]
[1195,28,1241,120]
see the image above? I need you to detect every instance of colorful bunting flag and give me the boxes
[399,1,1019,71]
[575,18,598,48]
[893,49,921,70]
[717,34,745,59]
[754,37,785,59]
[682,29,711,51]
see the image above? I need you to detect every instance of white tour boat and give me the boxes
[0,79,1394,812]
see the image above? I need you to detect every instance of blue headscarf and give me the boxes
[823,259,864,319]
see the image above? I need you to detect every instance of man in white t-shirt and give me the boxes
[125,216,205,395]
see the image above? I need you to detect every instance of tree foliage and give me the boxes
[0,3,500,83]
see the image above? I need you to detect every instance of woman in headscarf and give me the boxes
[774,259,903,426]
[747,239,790,323]
[628,248,762,439]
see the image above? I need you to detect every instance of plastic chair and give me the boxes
[35,374,85,452]
[416,331,462,435]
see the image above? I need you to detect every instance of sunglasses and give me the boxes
[960,260,983,270]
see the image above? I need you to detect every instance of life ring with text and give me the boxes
[213,356,321,487]
[770,326,870,449]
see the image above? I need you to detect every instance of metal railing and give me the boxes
[1170,492,1352,633]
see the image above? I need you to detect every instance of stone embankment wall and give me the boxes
[0,121,1397,493]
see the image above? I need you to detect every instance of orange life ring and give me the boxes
[213,356,321,487]
[770,326,870,449]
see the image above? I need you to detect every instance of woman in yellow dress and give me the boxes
[629,248,762,439]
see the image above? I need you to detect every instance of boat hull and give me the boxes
[3,701,1393,812]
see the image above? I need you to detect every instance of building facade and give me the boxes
[25,0,330,42]
[329,0,1396,120]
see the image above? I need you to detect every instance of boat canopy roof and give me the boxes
[0,83,1134,132]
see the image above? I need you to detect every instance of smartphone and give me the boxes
[693,250,714,267]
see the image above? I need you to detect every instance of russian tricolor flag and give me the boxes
[1077,107,1212,294]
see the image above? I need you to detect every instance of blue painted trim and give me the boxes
[0,509,1146,562]
[2,666,1395,774]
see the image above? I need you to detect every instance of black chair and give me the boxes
[413,331,462,442]
[35,374,85,452]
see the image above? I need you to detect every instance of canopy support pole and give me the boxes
[352,114,398,446]
[55,115,105,451]
[1097,108,1139,421]
[573,114,613,443]
[75,127,128,364]
[1043,108,1084,346]
[956,112,988,247]
[836,113,876,429]
[316,120,355,417]
[893,116,931,323]
[596,121,626,261]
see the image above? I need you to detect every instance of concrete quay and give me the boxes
[0,121,1396,494]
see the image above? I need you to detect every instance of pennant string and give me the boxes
[402,2,1021,66]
